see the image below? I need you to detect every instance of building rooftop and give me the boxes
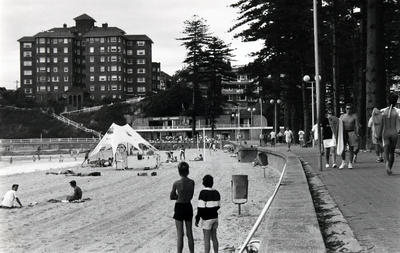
[74,14,96,22]
[83,27,126,37]
[34,27,75,38]
[18,36,35,42]
[125,34,153,43]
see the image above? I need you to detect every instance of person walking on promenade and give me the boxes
[368,108,384,162]
[269,130,276,147]
[379,93,400,175]
[298,129,305,147]
[322,111,338,168]
[284,127,293,151]
[170,162,195,253]
[195,175,220,253]
[338,103,359,169]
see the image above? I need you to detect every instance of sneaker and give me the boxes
[325,164,330,168]
[348,162,353,169]
[353,154,357,163]
[339,161,346,169]
[332,163,337,168]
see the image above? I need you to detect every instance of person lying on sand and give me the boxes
[0,184,23,208]
[46,170,101,177]
[66,180,82,202]
[190,154,203,161]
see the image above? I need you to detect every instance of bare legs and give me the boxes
[325,147,337,166]
[175,220,194,253]
[202,227,218,253]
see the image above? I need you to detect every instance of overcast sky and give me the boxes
[0,0,262,90]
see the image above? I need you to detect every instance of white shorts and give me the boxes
[323,138,336,148]
[201,218,218,230]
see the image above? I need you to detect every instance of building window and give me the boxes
[111,46,117,52]
[99,76,106,81]
[127,78,133,83]
[52,76,59,82]
[137,77,145,83]
[63,47,68,53]
[137,41,145,46]
[111,75,118,81]
[111,85,118,90]
[127,59,133,65]
[127,50,133,55]
[64,67,68,72]
[24,88,32,94]
[64,57,68,63]
[90,76,94,81]
[111,66,117,72]
[24,70,32,76]
[38,67,46,73]
[100,38,105,43]
[90,85,95,91]
[64,86,69,91]
[23,61,32,66]
[89,47,94,53]
[111,56,117,62]
[100,66,105,72]
[137,68,146,74]
[137,59,145,64]
[100,47,105,53]
[39,76,46,82]
[23,43,32,48]
[53,48,58,54]
[137,86,146,92]
[100,56,105,62]
[24,79,32,84]
[89,66,94,72]
[39,38,45,44]
[127,87,133,92]
[53,67,58,72]
[100,85,105,91]
[127,68,133,74]
[64,76,68,82]
[53,58,58,63]
[90,56,94,63]
[110,37,117,42]
[53,39,58,44]
[137,50,145,55]
[39,47,46,53]
[23,51,32,57]
[64,38,68,44]
[54,86,58,91]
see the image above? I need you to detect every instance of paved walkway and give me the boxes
[284,145,400,252]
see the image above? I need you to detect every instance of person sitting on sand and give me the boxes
[0,184,23,208]
[193,154,203,161]
[66,180,82,202]
[170,162,195,253]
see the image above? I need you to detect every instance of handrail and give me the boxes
[238,162,287,253]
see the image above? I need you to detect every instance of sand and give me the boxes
[0,149,280,253]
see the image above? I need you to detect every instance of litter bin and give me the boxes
[231,175,248,214]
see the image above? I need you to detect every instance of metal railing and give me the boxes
[50,113,102,137]
[132,124,272,130]
[238,163,287,253]
[0,138,100,144]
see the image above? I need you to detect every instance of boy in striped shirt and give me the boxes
[195,175,220,253]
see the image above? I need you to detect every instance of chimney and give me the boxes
[102,23,108,28]
[63,23,67,28]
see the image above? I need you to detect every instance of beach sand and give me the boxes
[0,149,280,253]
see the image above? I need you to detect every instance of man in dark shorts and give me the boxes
[66,180,82,201]
[339,103,359,169]
[170,162,195,253]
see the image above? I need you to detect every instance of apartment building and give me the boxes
[18,14,153,106]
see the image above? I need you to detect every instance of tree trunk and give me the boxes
[366,0,385,121]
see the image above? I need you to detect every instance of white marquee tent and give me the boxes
[88,123,157,160]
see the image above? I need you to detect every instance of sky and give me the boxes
[0,0,262,90]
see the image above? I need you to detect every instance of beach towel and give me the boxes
[336,118,344,155]
[48,198,91,203]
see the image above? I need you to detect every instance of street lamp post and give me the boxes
[269,99,281,134]
[247,107,256,126]
[303,74,321,147]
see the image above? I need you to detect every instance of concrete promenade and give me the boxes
[288,145,400,252]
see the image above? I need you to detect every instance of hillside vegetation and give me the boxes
[0,107,92,139]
